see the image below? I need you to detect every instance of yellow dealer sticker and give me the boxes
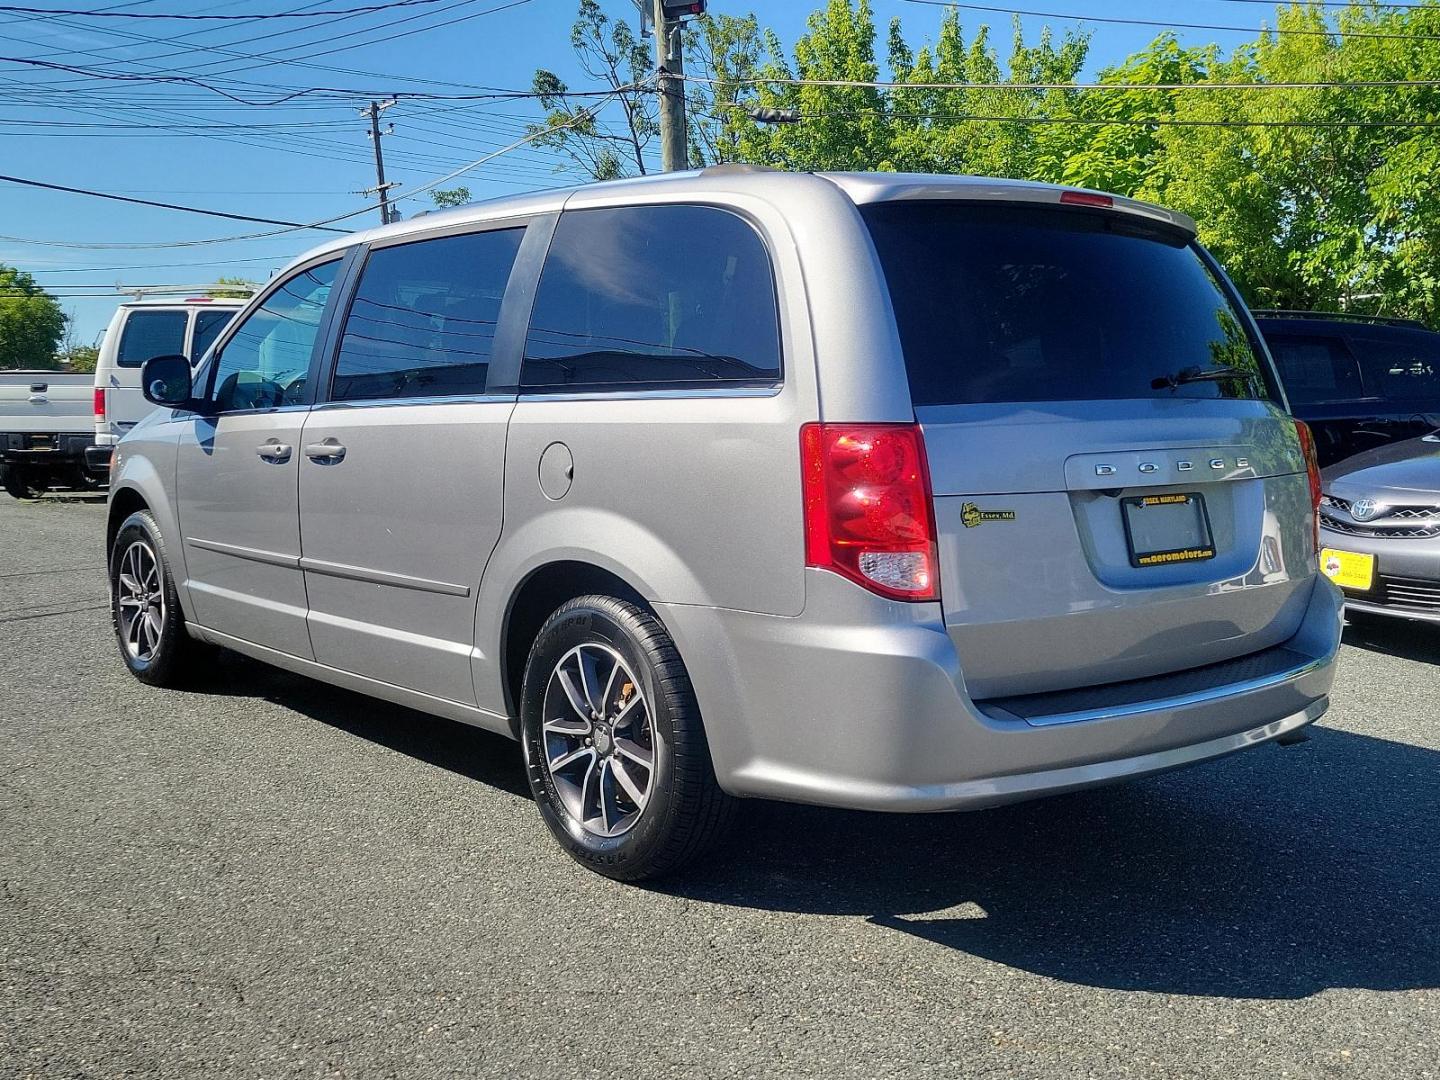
[1321,548,1375,591]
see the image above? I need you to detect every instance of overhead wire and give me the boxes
[0,173,353,231]
[900,0,1440,41]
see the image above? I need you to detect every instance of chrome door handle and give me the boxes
[304,439,346,463]
[256,441,292,462]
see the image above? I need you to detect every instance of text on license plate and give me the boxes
[1321,547,1375,591]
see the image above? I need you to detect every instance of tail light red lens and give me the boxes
[1294,419,1321,550]
[800,422,940,602]
[93,387,106,421]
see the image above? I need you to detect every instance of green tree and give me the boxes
[207,276,256,299]
[530,0,658,179]
[431,186,472,208]
[0,265,66,370]
[61,343,99,373]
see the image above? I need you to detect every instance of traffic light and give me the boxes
[660,0,706,19]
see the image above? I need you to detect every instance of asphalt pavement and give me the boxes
[1,495,1437,1079]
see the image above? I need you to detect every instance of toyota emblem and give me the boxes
[1350,497,1380,522]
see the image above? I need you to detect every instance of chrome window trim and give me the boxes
[517,384,783,404]
[311,393,516,411]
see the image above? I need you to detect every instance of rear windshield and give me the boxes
[861,203,1272,406]
[116,309,188,369]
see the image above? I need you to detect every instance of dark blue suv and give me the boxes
[1255,310,1440,467]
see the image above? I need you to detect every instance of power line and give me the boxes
[1213,0,1430,8]
[718,102,1440,129]
[901,0,1440,40]
[0,85,631,251]
[680,73,1440,92]
[0,172,353,231]
[0,0,451,18]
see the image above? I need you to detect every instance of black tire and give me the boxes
[519,595,736,882]
[109,509,207,686]
[2,465,46,500]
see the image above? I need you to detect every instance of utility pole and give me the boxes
[361,98,399,225]
[652,0,687,172]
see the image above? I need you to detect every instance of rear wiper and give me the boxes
[1151,365,1258,391]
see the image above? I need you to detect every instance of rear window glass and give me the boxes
[192,309,236,362]
[1347,331,1440,403]
[1262,333,1365,404]
[116,309,187,369]
[521,205,781,391]
[861,203,1271,406]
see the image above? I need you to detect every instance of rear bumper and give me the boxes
[659,571,1343,812]
[0,433,91,467]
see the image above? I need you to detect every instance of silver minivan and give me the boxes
[108,168,1343,880]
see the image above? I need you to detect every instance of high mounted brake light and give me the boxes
[1059,190,1115,209]
[800,423,940,602]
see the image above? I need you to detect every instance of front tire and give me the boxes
[109,509,205,686]
[520,595,736,881]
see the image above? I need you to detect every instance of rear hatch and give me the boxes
[862,198,1315,700]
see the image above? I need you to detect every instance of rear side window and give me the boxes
[1347,331,1440,402]
[116,310,187,368]
[861,203,1271,406]
[191,309,236,363]
[521,205,782,391]
[331,228,524,402]
[1263,334,1364,404]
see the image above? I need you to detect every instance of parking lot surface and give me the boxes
[1,495,1437,1080]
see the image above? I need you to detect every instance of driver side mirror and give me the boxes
[141,354,196,408]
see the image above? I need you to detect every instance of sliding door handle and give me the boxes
[304,439,346,463]
[256,441,292,463]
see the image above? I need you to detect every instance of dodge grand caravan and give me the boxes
[107,168,1343,880]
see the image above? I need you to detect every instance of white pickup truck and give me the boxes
[0,370,103,499]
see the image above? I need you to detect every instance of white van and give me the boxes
[89,297,248,475]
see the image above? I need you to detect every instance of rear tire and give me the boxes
[109,509,208,686]
[2,465,45,500]
[519,595,736,882]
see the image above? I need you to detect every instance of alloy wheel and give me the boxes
[116,540,165,663]
[540,643,657,837]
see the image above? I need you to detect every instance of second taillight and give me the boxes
[800,422,940,602]
[93,387,106,422]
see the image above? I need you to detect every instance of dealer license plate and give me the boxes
[1122,492,1216,568]
[1320,548,1375,591]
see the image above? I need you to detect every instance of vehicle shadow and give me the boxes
[1343,615,1440,664]
[193,652,1438,1000]
[199,649,532,799]
[659,727,1440,1000]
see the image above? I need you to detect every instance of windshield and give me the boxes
[860,202,1274,406]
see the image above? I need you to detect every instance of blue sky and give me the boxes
[1,0,1284,343]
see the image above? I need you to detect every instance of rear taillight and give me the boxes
[800,422,939,602]
[93,387,106,421]
[1294,419,1321,551]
